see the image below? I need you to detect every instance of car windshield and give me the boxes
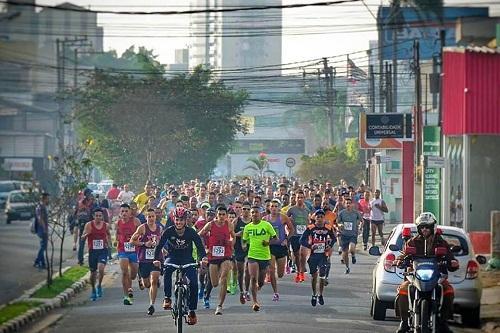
[0,183,16,193]
[87,183,98,191]
[10,192,33,203]
[395,231,469,256]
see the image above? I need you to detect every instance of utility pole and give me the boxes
[385,62,392,113]
[322,57,335,146]
[369,64,375,113]
[414,39,422,161]
[391,0,400,113]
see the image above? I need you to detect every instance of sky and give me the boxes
[37,0,499,66]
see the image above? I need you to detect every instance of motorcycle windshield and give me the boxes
[413,258,439,282]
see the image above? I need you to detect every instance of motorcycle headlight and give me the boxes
[416,269,434,281]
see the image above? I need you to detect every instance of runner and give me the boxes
[369,189,388,246]
[226,208,238,295]
[198,206,235,315]
[194,207,215,308]
[153,207,207,326]
[300,209,336,306]
[286,190,310,282]
[233,201,251,304]
[357,190,371,250]
[131,209,162,315]
[115,203,141,305]
[264,199,294,302]
[81,208,111,301]
[337,198,362,274]
[242,206,277,311]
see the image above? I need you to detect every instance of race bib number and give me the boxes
[313,242,326,254]
[93,239,104,250]
[344,222,353,231]
[124,242,135,252]
[145,248,155,260]
[212,246,225,257]
[296,225,306,235]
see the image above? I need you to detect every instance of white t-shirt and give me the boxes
[369,198,385,221]
[118,190,135,204]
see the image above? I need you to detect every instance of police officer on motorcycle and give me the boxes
[394,212,459,333]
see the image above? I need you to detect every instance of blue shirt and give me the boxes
[155,226,206,264]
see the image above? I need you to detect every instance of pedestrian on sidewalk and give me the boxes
[369,189,388,247]
[34,192,50,269]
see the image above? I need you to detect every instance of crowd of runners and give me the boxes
[73,176,388,325]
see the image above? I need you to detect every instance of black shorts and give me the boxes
[270,244,288,259]
[88,249,108,271]
[247,258,270,270]
[307,254,329,277]
[289,235,301,253]
[371,220,384,226]
[208,258,231,266]
[139,262,161,279]
[233,249,248,263]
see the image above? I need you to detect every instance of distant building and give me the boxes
[165,48,189,74]
[0,1,102,190]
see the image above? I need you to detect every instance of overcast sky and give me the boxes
[38,0,499,65]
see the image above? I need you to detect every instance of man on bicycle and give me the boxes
[153,207,207,325]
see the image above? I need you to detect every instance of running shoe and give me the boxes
[198,286,205,300]
[123,297,132,305]
[324,277,329,286]
[203,297,210,309]
[311,295,317,307]
[127,288,134,299]
[252,303,260,312]
[162,297,172,310]
[272,293,280,302]
[96,286,103,298]
[352,255,357,264]
[240,292,246,304]
[363,244,368,251]
[345,267,350,274]
[215,305,223,315]
[229,282,237,295]
[245,291,251,302]
[264,274,271,284]
[294,273,301,283]
[318,295,325,305]
[147,305,155,316]
[90,291,97,301]
[187,311,197,325]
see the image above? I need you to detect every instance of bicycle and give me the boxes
[164,262,199,333]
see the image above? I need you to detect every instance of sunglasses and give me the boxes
[419,225,431,230]
[242,208,250,211]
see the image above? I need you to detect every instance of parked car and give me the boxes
[0,180,25,210]
[368,224,486,327]
[5,190,37,224]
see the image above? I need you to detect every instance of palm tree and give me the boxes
[243,153,276,179]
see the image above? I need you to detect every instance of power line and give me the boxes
[2,0,362,15]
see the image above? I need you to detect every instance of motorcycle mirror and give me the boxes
[388,244,400,252]
[450,245,462,254]
[476,255,487,265]
[368,246,382,256]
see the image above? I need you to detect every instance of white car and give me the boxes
[368,224,486,328]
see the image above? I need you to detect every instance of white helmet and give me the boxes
[415,212,437,228]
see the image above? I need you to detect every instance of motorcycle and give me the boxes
[390,243,450,333]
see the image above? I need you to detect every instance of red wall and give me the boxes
[443,50,500,136]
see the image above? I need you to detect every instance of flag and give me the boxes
[347,58,367,83]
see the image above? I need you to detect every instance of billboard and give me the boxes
[359,112,413,149]
[230,139,305,155]
[377,6,489,60]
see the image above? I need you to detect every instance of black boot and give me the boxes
[396,321,409,333]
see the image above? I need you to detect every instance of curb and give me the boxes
[0,270,90,333]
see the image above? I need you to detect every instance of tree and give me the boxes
[73,48,248,188]
[44,141,93,285]
[243,153,276,179]
[296,139,364,184]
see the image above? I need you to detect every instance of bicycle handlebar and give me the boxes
[164,262,200,270]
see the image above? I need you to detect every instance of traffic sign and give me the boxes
[285,157,296,168]
[426,155,445,168]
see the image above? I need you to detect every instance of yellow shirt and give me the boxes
[133,192,149,211]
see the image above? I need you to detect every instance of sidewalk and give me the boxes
[480,270,500,332]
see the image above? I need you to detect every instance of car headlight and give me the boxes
[416,269,434,281]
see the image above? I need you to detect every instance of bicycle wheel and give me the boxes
[176,287,183,333]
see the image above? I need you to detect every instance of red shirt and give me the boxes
[358,198,371,219]
[87,221,108,250]
[207,221,232,261]
[106,187,120,200]
[117,218,138,253]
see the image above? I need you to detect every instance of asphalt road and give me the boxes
[0,214,76,304]
[22,247,481,333]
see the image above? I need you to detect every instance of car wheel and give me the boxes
[372,294,387,321]
[461,306,480,328]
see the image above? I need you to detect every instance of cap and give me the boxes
[200,202,211,209]
[313,209,325,216]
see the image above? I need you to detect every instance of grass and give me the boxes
[31,266,89,299]
[0,301,42,325]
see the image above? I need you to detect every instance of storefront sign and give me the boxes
[366,113,413,139]
[422,126,441,219]
[3,158,33,171]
